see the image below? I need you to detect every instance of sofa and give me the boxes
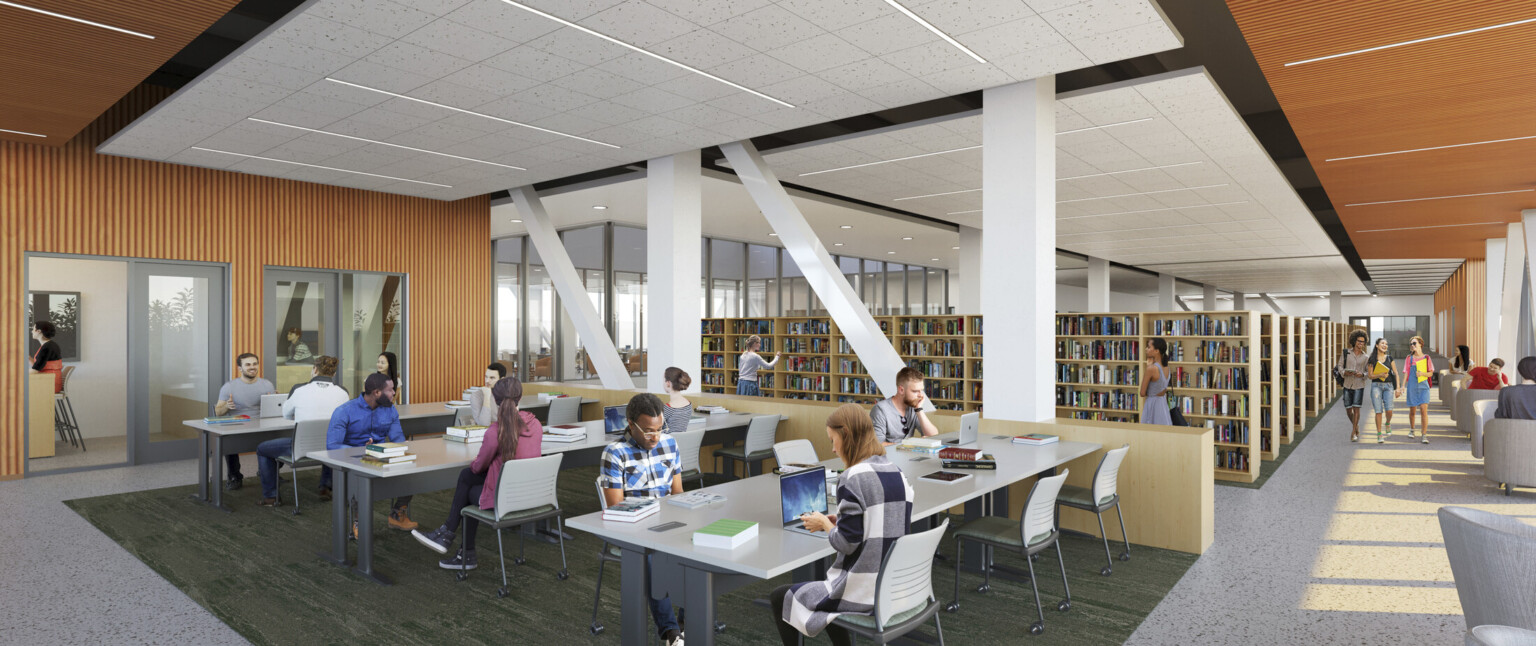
[1484,419,1536,495]
[1467,625,1536,646]
[1459,388,1503,436]
[1472,399,1499,459]
[1439,506,1536,633]
[1448,375,1471,420]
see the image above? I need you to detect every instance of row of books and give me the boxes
[783,392,832,402]
[1171,394,1249,418]
[702,354,726,369]
[970,382,982,402]
[783,356,830,372]
[1056,315,1138,336]
[1056,363,1138,386]
[971,361,982,379]
[1057,386,1138,411]
[838,358,865,374]
[897,318,966,336]
[784,375,829,392]
[1216,448,1250,471]
[1191,342,1249,363]
[701,320,724,334]
[839,377,879,395]
[783,338,830,353]
[1067,410,1134,423]
[909,358,965,379]
[701,338,725,352]
[701,372,727,386]
[900,339,965,357]
[1149,315,1244,337]
[731,320,774,335]
[782,320,831,335]
[1202,419,1249,444]
[923,383,964,401]
[972,342,983,357]
[1166,366,1249,390]
[1057,339,1139,361]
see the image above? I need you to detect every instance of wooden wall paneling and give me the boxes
[1,86,491,477]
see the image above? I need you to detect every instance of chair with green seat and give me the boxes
[947,470,1072,636]
[799,519,951,645]
[457,453,569,598]
[715,414,778,480]
[672,428,707,489]
[274,419,327,515]
[1056,444,1131,576]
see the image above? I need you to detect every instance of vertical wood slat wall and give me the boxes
[1434,260,1487,363]
[0,86,491,478]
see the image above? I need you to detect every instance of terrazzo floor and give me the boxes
[1127,387,1535,645]
[27,435,129,473]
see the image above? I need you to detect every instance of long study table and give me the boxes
[308,412,777,585]
[566,432,1101,646]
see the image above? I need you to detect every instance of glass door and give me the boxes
[342,272,405,401]
[264,270,339,395]
[130,262,226,464]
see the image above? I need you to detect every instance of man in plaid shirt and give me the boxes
[599,393,685,645]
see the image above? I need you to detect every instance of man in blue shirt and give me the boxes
[329,373,416,532]
[599,393,684,646]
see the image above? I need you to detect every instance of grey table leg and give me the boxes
[351,474,392,585]
[619,546,651,646]
[322,468,349,567]
[683,565,717,646]
[212,435,225,511]
[194,431,209,502]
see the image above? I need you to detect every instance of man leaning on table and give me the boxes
[212,352,276,491]
[329,372,417,533]
[598,393,685,646]
[252,356,350,507]
[870,367,939,445]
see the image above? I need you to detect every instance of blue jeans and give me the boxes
[1342,387,1365,409]
[737,379,761,397]
[1370,382,1395,412]
[647,555,680,636]
[256,437,331,500]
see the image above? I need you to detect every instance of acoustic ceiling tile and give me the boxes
[312,0,435,39]
[441,63,543,97]
[481,46,588,83]
[647,28,761,71]
[332,59,436,94]
[835,12,939,58]
[526,26,631,67]
[443,1,562,41]
[642,0,771,27]
[881,40,985,78]
[765,32,870,75]
[594,52,691,86]
[567,99,654,126]
[280,13,395,59]
[401,18,519,62]
[548,66,648,100]
[919,63,1017,96]
[709,4,824,53]
[759,74,845,106]
[859,78,945,109]
[365,41,474,78]
[520,0,629,22]
[582,0,698,48]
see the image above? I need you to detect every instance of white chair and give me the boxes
[672,428,707,489]
[715,414,779,480]
[772,439,819,470]
[588,478,624,636]
[546,396,581,426]
[1472,399,1499,459]
[1056,444,1131,576]
[457,454,568,598]
[1448,377,1471,420]
[949,470,1072,636]
[1468,625,1536,646]
[1485,419,1536,495]
[275,419,328,515]
[806,519,950,645]
[1439,506,1536,632]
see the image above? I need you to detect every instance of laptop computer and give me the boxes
[945,412,979,446]
[781,466,830,538]
[260,393,288,418]
[603,405,628,434]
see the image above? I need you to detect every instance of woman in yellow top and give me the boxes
[1399,336,1435,444]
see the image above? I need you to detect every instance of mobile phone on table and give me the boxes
[649,521,686,532]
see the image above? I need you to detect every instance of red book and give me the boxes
[938,447,981,461]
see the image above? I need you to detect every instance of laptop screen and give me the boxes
[603,405,627,434]
[779,467,828,525]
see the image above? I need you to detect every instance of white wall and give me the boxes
[1251,294,1433,319]
[1055,284,1159,313]
[28,257,128,439]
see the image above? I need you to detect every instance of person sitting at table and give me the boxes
[29,320,63,393]
[660,366,693,434]
[468,362,506,427]
[871,367,940,445]
[1495,357,1536,420]
[412,376,542,570]
[328,373,416,533]
[1467,358,1510,391]
[285,327,313,364]
[252,356,350,507]
[213,352,276,491]
[769,403,916,646]
[599,393,685,646]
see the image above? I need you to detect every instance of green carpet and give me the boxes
[1219,394,1339,490]
[66,466,1197,645]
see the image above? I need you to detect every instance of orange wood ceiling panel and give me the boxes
[0,0,238,146]
[0,86,491,479]
[1227,0,1536,259]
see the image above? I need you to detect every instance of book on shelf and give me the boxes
[603,498,660,522]
[365,442,408,458]
[692,518,759,549]
[665,491,727,509]
[202,415,251,424]
[1012,433,1059,446]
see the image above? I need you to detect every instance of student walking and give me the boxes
[1400,336,1435,444]
[736,335,779,397]
[1141,338,1172,425]
[1338,331,1370,442]
[1366,338,1401,443]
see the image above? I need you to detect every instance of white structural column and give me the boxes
[1203,284,1217,310]
[1158,273,1176,311]
[958,225,983,313]
[646,151,703,393]
[1329,291,1343,322]
[1486,237,1507,366]
[979,78,1055,422]
[1233,292,1246,310]
[512,186,631,390]
[1086,256,1110,311]
[719,140,923,409]
[1499,222,1525,364]
[1524,211,1536,351]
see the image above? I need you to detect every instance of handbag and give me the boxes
[1169,405,1189,427]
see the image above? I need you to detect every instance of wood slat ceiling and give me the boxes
[1226,0,1536,259]
[0,0,239,146]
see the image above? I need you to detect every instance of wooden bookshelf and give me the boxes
[1304,318,1320,416]
[1260,313,1278,460]
[700,318,728,392]
[1055,313,1142,425]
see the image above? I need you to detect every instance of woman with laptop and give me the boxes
[768,403,915,646]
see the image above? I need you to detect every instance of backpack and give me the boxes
[1332,351,1347,387]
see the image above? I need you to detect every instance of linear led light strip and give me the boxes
[0,127,46,137]
[950,200,1250,218]
[248,118,526,171]
[1344,188,1534,207]
[497,0,793,108]
[1327,134,1536,162]
[191,147,452,188]
[881,0,986,63]
[1285,16,1536,67]
[1355,221,1505,234]
[1058,183,1230,204]
[0,0,153,38]
[325,79,618,149]
[799,146,981,177]
[1057,218,1268,237]
[800,120,1160,177]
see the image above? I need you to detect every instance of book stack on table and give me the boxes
[361,442,416,468]
[938,447,996,470]
[544,424,587,443]
[1012,433,1059,446]
[603,498,659,523]
[445,425,487,444]
[692,518,758,549]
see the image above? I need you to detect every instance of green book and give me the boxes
[692,518,759,549]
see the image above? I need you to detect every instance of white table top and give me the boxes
[567,431,1100,579]
[180,398,597,436]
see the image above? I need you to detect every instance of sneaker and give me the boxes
[412,526,455,555]
[1422,434,1430,444]
[256,497,277,507]
[1376,431,1384,444]
[389,507,418,531]
[439,549,477,570]
[663,629,684,646]
[318,487,332,502]
[1384,423,1392,436]
[1350,433,1358,443]
[225,477,243,491]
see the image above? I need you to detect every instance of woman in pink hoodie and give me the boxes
[411,377,543,570]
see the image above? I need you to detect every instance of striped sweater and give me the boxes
[784,454,914,636]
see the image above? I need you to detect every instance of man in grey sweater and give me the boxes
[870,367,939,445]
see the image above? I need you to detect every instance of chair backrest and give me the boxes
[1020,470,1069,546]
[1438,506,1536,631]
[547,396,581,425]
[495,453,564,520]
[1091,444,1130,504]
[672,428,706,473]
[61,365,75,391]
[594,477,610,511]
[293,419,329,461]
[1468,624,1536,646]
[873,518,949,630]
[745,414,779,454]
[773,439,818,468]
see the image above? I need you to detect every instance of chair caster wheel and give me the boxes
[1119,552,1130,561]
[496,587,509,598]
[455,571,468,581]
[557,569,569,580]
[1058,600,1071,612]
[292,510,300,516]
[715,621,726,634]
[514,557,526,566]
[1100,566,1112,576]
[975,584,991,594]
[1030,622,1044,635]
[944,602,959,613]
[590,623,604,636]
[1030,554,1039,561]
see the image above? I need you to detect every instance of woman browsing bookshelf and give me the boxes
[1141,338,1172,425]
[737,335,780,397]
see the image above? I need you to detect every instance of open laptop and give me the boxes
[781,466,830,538]
[260,393,288,418]
[603,405,627,434]
[945,412,979,446]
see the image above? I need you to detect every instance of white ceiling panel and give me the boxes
[100,0,1180,200]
